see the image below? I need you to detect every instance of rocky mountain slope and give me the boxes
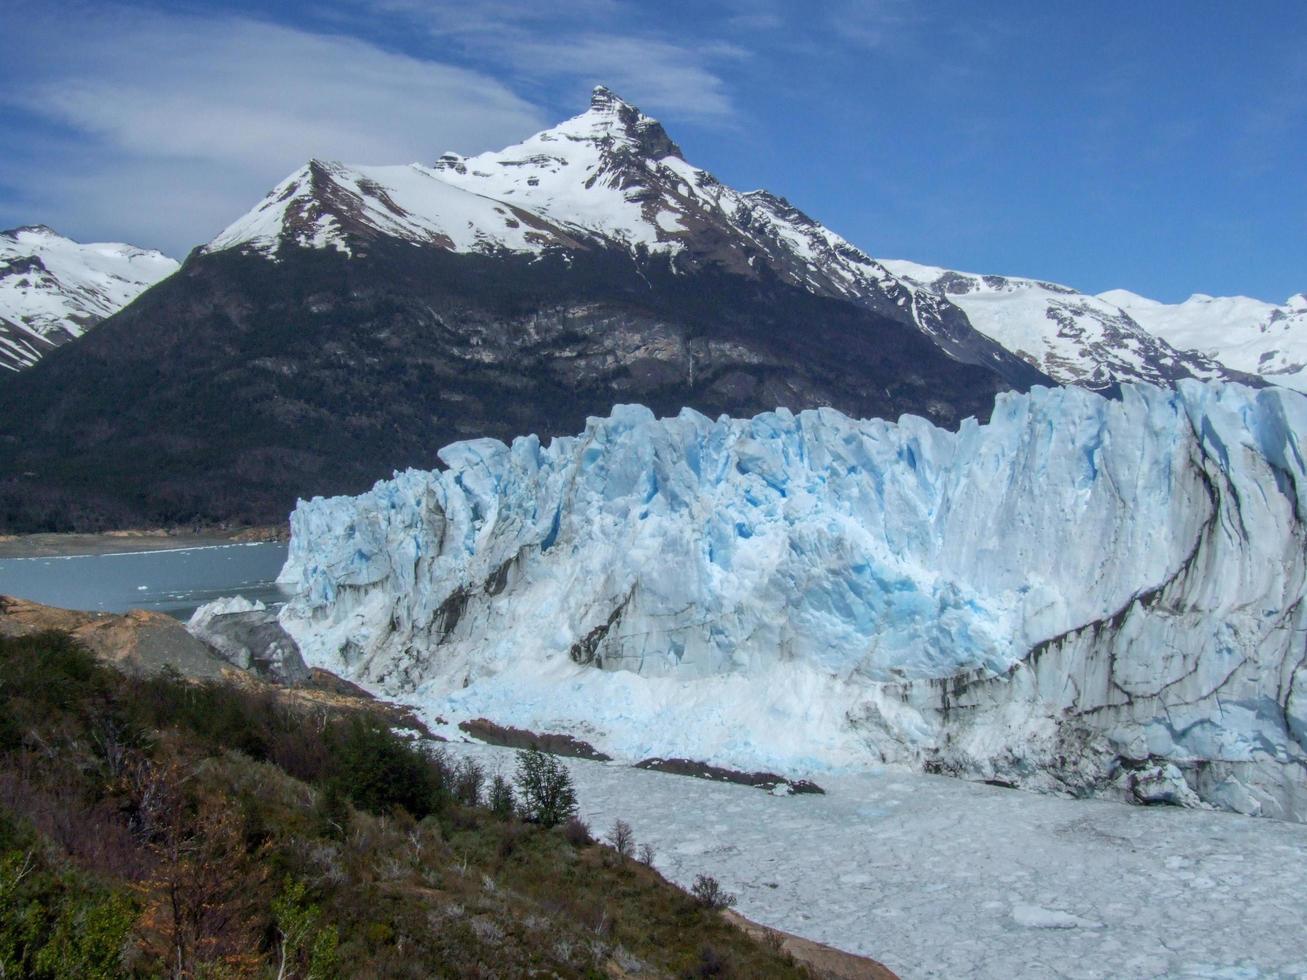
[0,225,177,372]
[0,89,1035,531]
[880,258,1307,394]
[277,379,1307,822]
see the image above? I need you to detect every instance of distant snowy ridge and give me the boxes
[1101,288,1307,391]
[278,380,1307,821]
[881,259,1252,391]
[0,225,178,373]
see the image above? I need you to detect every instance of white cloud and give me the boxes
[499,34,737,121]
[356,0,740,121]
[0,7,546,255]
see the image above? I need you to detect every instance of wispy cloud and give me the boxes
[356,0,743,121]
[0,5,546,255]
[828,0,922,50]
[500,34,738,120]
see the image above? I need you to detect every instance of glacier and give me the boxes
[277,380,1307,820]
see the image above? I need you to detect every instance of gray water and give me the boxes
[0,542,291,619]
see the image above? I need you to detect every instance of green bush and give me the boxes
[0,846,136,979]
[514,747,577,828]
[0,631,111,750]
[326,716,448,820]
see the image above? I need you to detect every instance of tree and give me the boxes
[328,716,447,819]
[513,748,577,828]
[638,842,656,867]
[488,775,516,820]
[604,819,634,862]
[143,788,263,976]
[452,758,486,807]
[690,874,736,911]
[272,877,340,980]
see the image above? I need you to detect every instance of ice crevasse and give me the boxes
[276,381,1307,820]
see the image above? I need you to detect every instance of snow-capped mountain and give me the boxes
[882,259,1252,391]
[1,87,1295,530]
[1101,288,1307,391]
[204,86,1281,396]
[0,225,178,373]
[0,89,1029,531]
[278,380,1307,821]
[205,86,1045,389]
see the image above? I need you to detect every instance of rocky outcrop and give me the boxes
[187,595,310,685]
[0,594,432,737]
[0,594,229,679]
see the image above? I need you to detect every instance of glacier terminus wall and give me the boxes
[277,381,1307,821]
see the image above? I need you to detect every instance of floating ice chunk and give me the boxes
[1011,904,1104,930]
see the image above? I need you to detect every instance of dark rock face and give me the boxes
[458,718,612,761]
[0,240,1025,530]
[188,605,310,686]
[634,757,824,795]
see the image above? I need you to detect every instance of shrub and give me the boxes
[561,817,593,847]
[0,843,137,980]
[690,874,736,911]
[0,631,111,750]
[272,877,340,980]
[327,717,448,820]
[604,819,634,861]
[313,781,350,840]
[452,758,486,807]
[697,944,729,976]
[514,748,577,828]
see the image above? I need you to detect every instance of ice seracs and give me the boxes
[0,225,178,372]
[276,379,1307,821]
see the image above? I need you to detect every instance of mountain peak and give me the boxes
[573,86,683,162]
[2,224,60,241]
[588,84,624,111]
[0,223,178,372]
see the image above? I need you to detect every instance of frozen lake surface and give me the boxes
[446,741,1307,979]
[0,542,290,618]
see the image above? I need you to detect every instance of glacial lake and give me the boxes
[0,542,290,619]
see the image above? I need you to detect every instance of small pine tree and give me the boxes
[513,748,577,828]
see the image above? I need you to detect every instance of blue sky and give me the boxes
[1,0,1303,302]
